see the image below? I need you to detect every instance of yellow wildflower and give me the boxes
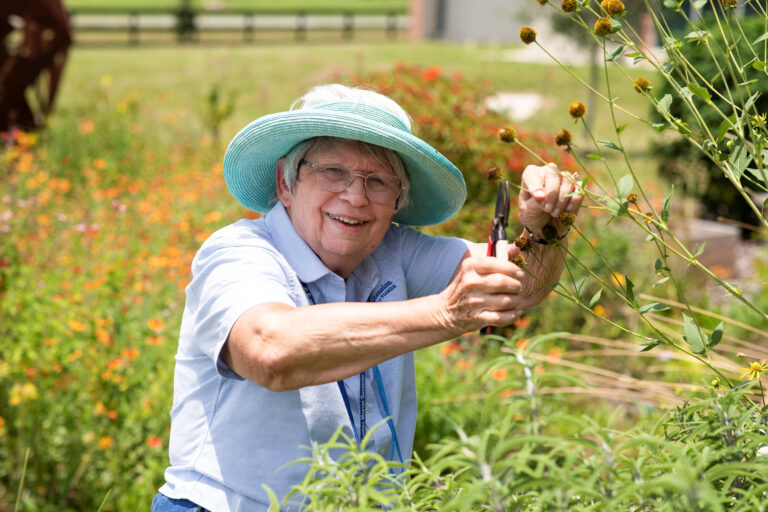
[519,27,537,45]
[739,360,768,381]
[594,17,613,36]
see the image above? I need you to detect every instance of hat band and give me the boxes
[308,101,411,133]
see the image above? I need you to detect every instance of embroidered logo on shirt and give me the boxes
[373,280,396,301]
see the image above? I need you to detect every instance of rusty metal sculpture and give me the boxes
[0,0,72,132]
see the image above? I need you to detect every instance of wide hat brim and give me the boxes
[222,101,467,226]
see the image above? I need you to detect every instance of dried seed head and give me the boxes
[486,167,503,183]
[633,77,651,93]
[498,126,518,143]
[519,27,537,45]
[558,211,576,225]
[626,193,637,203]
[514,235,532,252]
[721,0,738,7]
[512,254,527,267]
[555,128,572,147]
[541,223,559,241]
[600,0,625,16]
[569,102,587,119]
[561,0,579,12]
[594,17,613,36]
[536,0,549,4]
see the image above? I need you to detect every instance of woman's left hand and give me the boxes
[517,163,584,238]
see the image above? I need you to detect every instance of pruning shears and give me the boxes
[486,180,510,261]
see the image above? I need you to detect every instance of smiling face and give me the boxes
[276,139,398,278]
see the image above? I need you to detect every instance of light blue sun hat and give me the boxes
[222,101,467,226]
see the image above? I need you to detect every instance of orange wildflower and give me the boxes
[516,338,529,350]
[98,436,113,450]
[491,368,508,380]
[147,318,165,332]
[68,320,86,332]
[421,67,442,82]
[122,347,139,360]
[147,435,163,449]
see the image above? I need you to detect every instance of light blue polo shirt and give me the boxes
[159,203,469,511]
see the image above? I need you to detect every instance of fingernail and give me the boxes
[552,207,561,217]
[534,189,545,198]
[545,203,553,212]
[566,204,575,212]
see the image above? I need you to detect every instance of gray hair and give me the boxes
[277,84,413,211]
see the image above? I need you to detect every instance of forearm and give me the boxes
[225,294,458,391]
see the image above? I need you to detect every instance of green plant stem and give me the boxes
[15,447,30,512]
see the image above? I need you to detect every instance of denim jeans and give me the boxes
[151,493,209,512]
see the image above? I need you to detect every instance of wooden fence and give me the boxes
[68,7,409,45]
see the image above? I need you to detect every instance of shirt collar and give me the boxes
[265,203,381,288]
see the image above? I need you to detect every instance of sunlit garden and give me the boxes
[2,0,768,510]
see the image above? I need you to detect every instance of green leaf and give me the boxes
[744,91,760,113]
[640,339,663,352]
[598,140,624,152]
[609,18,622,33]
[682,313,706,354]
[729,141,752,179]
[754,32,768,45]
[753,60,767,71]
[684,30,707,41]
[708,321,724,349]
[616,174,634,198]
[625,277,636,307]
[687,82,711,103]
[654,259,663,272]
[588,289,603,309]
[656,94,673,117]
[691,0,707,9]
[606,44,627,62]
[586,152,604,160]
[661,185,674,223]
[616,123,629,134]
[639,302,671,314]
[653,276,670,287]
[693,242,707,258]
[717,118,732,143]
[662,0,682,11]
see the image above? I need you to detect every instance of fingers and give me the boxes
[522,163,584,218]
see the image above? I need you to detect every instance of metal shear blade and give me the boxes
[491,180,510,243]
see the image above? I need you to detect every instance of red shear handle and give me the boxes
[486,235,495,257]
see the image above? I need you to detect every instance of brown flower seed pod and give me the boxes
[519,27,537,45]
[569,102,587,119]
[541,223,559,241]
[555,129,572,147]
[633,77,651,93]
[486,167,503,183]
[594,17,613,36]
[558,211,576,225]
[561,0,579,12]
[721,0,738,7]
[537,0,549,4]
[498,126,518,143]
[626,193,637,203]
[512,254,527,267]
[600,0,625,16]
[514,235,532,252]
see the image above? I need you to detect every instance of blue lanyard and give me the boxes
[301,282,403,464]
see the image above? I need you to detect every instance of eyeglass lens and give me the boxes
[302,159,403,204]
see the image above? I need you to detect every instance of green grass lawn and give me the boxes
[64,0,409,13]
[57,40,661,181]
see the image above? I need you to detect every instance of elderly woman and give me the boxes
[153,84,582,512]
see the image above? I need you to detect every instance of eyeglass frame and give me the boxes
[299,158,406,205]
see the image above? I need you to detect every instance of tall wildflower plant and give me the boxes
[509,0,768,395]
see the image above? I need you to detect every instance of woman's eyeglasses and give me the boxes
[300,159,405,205]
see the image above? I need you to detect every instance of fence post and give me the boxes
[129,12,140,45]
[386,11,398,40]
[243,12,254,43]
[295,11,306,41]
[342,12,353,40]
[175,0,197,43]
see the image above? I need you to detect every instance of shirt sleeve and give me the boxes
[396,226,472,298]
[182,230,298,379]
